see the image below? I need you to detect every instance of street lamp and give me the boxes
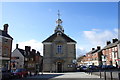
[72,59,77,64]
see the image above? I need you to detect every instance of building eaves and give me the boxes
[1,30,13,40]
[42,32,76,43]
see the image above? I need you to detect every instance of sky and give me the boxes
[0,2,118,57]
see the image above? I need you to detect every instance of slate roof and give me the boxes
[103,40,120,50]
[87,48,102,54]
[0,30,13,39]
[42,32,76,43]
[17,48,27,57]
[17,48,32,58]
[96,49,102,53]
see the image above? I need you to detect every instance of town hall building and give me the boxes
[42,11,76,72]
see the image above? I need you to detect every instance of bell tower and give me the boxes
[54,10,64,33]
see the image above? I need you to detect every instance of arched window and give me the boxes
[57,45,62,53]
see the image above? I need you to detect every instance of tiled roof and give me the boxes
[42,31,76,43]
[0,30,13,39]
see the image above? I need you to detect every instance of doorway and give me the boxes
[57,62,62,72]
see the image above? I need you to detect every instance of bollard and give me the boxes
[104,71,106,80]
[110,72,113,80]
[30,71,32,76]
[118,72,120,80]
[91,70,92,75]
[100,71,101,78]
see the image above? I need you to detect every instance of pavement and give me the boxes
[12,72,105,80]
[91,71,120,80]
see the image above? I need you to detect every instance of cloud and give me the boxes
[83,28,118,47]
[12,39,43,55]
[76,45,87,58]
[114,28,118,33]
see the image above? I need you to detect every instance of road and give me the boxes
[12,72,105,80]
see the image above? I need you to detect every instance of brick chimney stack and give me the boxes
[16,44,19,49]
[32,49,36,54]
[37,51,40,56]
[92,48,95,50]
[97,46,101,50]
[3,24,8,33]
[112,38,118,43]
[106,41,111,45]
[25,46,31,52]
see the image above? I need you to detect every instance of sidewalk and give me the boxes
[12,72,105,80]
[27,72,103,79]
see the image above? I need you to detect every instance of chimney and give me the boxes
[32,49,36,54]
[112,38,118,43]
[106,41,111,45]
[16,44,18,49]
[3,24,8,33]
[92,48,95,50]
[37,51,40,56]
[97,46,101,50]
[25,46,31,52]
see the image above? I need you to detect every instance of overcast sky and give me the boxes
[0,2,118,57]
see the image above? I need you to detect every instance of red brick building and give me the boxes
[77,38,120,67]
[78,46,102,66]
[102,39,119,67]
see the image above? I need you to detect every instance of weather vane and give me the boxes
[58,10,60,19]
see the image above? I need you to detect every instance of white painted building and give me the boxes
[117,41,120,68]
[11,47,25,69]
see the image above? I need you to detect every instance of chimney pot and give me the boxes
[112,38,118,43]
[3,24,9,33]
[97,46,101,50]
[25,46,31,52]
[32,49,36,53]
[16,44,18,49]
[92,48,95,50]
[106,41,111,45]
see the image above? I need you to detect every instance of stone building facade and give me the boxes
[42,11,76,72]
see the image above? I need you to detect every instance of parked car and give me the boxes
[101,65,108,69]
[97,65,102,69]
[13,68,28,78]
[80,66,88,71]
[88,65,98,70]
[107,65,116,69]
[101,65,116,70]
[1,68,14,80]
